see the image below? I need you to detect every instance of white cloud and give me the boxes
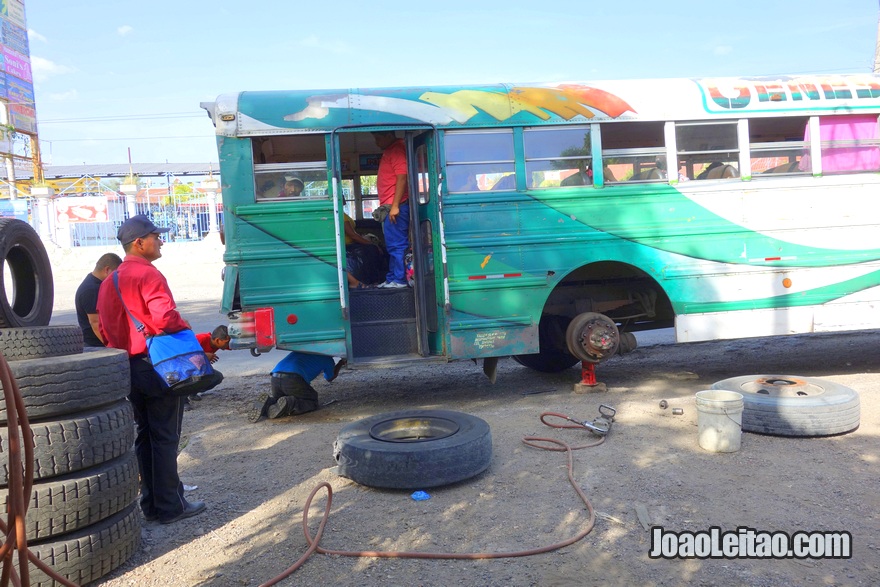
[27,29,47,43]
[713,45,733,56]
[30,56,75,82]
[117,25,134,37]
[48,89,79,101]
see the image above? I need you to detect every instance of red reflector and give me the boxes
[468,273,522,280]
[287,314,298,324]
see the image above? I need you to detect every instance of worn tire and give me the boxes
[20,502,140,586]
[0,219,54,328]
[334,409,492,489]
[0,451,138,541]
[3,348,130,423]
[0,325,84,361]
[512,352,579,373]
[711,375,860,437]
[0,400,135,487]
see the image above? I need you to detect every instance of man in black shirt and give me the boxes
[75,252,123,347]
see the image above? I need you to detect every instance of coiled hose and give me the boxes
[260,411,607,586]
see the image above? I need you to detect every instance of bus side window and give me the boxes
[445,130,515,193]
[800,114,880,174]
[523,126,591,188]
[749,116,809,177]
[601,121,666,182]
[252,134,330,202]
[676,121,739,180]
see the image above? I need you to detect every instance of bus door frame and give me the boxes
[405,129,440,356]
[328,125,439,358]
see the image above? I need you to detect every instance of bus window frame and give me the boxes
[523,125,593,189]
[444,129,516,193]
[254,161,330,202]
[675,120,740,180]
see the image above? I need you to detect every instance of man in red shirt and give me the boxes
[97,214,207,525]
[372,130,410,288]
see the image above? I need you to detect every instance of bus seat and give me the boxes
[629,168,663,181]
[762,161,801,174]
[561,171,588,186]
[705,164,739,179]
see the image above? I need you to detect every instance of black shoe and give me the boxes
[247,393,271,423]
[159,500,206,525]
[267,396,290,419]
[143,512,159,522]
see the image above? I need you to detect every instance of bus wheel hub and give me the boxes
[565,312,620,363]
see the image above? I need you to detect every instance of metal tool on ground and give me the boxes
[539,404,617,438]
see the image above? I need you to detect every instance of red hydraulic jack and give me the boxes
[574,361,607,393]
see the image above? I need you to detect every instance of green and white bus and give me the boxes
[201,73,880,381]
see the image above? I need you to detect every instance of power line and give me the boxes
[40,135,212,142]
[39,112,205,124]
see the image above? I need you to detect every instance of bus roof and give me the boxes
[202,73,880,137]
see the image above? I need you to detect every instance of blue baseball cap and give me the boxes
[117,214,170,245]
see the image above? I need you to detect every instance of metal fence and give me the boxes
[21,186,223,248]
[66,198,223,247]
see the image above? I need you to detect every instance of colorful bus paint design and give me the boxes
[202,73,880,376]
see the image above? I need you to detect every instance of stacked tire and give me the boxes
[0,325,141,585]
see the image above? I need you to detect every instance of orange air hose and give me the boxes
[260,410,608,586]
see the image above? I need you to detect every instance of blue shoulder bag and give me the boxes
[113,272,223,395]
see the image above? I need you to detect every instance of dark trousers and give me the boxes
[270,373,320,414]
[129,356,187,520]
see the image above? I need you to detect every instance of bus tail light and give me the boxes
[228,308,276,352]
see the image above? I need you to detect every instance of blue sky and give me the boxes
[24,0,879,167]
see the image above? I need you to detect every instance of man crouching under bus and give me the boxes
[247,351,346,422]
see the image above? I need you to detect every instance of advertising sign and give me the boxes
[1,47,31,83]
[55,197,110,224]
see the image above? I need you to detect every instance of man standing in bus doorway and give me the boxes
[372,130,410,288]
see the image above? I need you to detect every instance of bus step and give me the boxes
[352,318,418,357]
[350,287,415,323]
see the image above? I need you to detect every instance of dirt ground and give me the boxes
[47,242,879,587]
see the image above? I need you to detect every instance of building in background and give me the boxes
[0,0,38,211]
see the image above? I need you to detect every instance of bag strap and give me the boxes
[112,271,147,336]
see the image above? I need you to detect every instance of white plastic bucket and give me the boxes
[695,390,744,453]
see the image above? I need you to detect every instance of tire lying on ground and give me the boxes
[0,451,139,541]
[0,400,135,487]
[17,502,140,587]
[0,325,84,361]
[711,375,860,437]
[0,218,54,328]
[2,348,130,423]
[333,409,492,489]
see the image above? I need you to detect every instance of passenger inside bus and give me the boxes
[344,213,387,287]
[282,177,304,197]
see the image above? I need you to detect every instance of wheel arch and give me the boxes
[543,259,675,332]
